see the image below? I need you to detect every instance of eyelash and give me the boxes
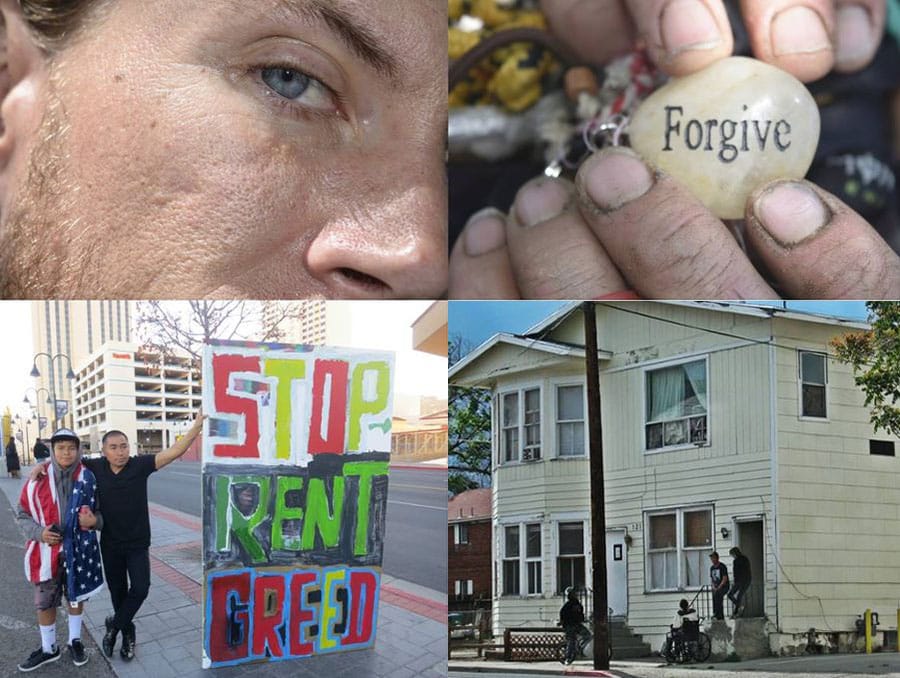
[252,62,348,122]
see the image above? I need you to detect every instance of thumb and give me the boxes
[745,179,900,298]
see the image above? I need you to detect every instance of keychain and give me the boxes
[545,50,663,178]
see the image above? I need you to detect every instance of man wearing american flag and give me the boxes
[15,428,103,672]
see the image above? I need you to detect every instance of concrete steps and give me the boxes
[608,619,653,658]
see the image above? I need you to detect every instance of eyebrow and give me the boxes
[280,0,401,82]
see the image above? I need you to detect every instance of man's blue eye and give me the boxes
[262,68,311,100]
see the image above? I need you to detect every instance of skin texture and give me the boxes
[0,0,447,298]
[541,0,886,82]
[102,433,130,473]
[450,0,897,299]
[451,151,900,299]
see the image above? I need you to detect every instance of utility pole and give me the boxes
[583,302,608,670]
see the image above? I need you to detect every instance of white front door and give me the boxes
[606,529,627,617]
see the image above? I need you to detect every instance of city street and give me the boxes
[149,461,448,591]
[0,461,449,678]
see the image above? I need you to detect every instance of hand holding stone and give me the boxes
[628,57,819,218]
[449,146,900,299]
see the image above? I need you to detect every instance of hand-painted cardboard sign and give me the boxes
[201,340,393,669]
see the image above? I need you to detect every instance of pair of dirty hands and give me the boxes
[449,0,900,299]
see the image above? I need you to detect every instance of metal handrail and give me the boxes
[689,585,711,622]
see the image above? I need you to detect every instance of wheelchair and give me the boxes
[662,618,711,664]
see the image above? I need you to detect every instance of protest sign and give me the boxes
[201,340,393,668]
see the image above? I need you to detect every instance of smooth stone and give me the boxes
[628,56,820,219]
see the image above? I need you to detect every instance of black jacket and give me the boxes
[560,599,585,627]
[733,554,751,586]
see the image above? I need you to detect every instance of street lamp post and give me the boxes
[23,387,53,437]
[30,352,76,430]
[14,414,32,465]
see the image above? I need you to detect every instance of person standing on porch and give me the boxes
[728,547,751,618]
[709,552,729,620]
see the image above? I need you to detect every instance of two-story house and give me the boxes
[449,488,492,611]
[448,301,900,655]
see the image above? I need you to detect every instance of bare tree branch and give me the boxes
[136,301,312,359]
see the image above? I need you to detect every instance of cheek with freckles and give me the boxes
[50,57,343,295]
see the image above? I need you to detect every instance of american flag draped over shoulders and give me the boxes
[19,463,104,601]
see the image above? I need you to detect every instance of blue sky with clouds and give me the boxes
[449,301,870,357]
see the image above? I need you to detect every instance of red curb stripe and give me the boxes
[381,584,447,623]
[149,553,203,603]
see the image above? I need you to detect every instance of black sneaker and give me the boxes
[102,617,118,658]
[18,646,60,672]
[68,639,87,666]
[120,624,135,662]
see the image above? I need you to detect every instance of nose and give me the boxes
[305,187,447,299]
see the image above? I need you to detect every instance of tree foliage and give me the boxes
[831,301,900,436]
[449,334,491,495]
[136,301,308,360]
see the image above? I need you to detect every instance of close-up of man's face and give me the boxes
[0,0,447,299]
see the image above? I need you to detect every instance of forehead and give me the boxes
[54,440,78,451]
[119,0,443,89]
[105,434,128,445]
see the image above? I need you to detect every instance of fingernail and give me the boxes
[753,181,829,246]
[660,0,721,57]
[582,148,654,212]
[835,4,874,68]
[463,208,506,257]
[771,6,831,56]
[514,178,571,227]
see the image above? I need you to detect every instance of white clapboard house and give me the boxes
[449,301,900,655]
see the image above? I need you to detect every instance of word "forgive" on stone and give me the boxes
[662,105,791,163]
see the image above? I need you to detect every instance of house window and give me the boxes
[523,389,541,460]
[454,579,474,597]
[646,507,713,591]
[556,522,585,594]
[557,385,585,457]
[501,388,541,462]
[645,358,708,450]
[525,523,542,595]
[502,393,519,462]
[799,351,827,418]
[454,524,469,545]
[502,525,520,595]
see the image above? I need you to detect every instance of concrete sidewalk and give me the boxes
[1,467,448,678]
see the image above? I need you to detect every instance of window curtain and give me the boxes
[683,360,708,412]
[648,365,684,421]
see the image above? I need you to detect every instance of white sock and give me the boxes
[39,624,56,654]
[68,613,82,644]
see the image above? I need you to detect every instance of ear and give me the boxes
[0,0,47,200]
